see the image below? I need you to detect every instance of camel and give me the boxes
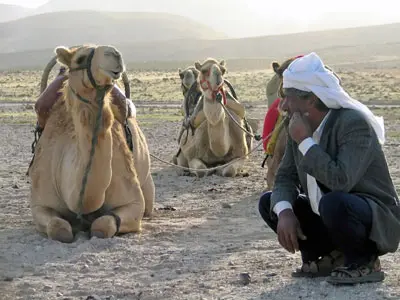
[173,58,253,177]
[27,44,155,243]
[263,57,342,190]
[172,66,203,165]
[178,66,201,116]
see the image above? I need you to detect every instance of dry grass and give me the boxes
[2,66,400,104]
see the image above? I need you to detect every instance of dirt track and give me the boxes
[0,105,399,300]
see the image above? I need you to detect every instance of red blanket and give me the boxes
[262,97,281,151]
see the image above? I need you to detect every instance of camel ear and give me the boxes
[55,46,73,67]
[192,68,200,78]
[272,62,280,74]
[219,59,226,67]
[178,68,184,79]
[195,61,202,71]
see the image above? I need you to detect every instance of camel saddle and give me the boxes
[35,68,135,131]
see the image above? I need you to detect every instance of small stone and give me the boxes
[81,264,89,272]
[228,261,234,266]
[3,276,13,282]
[56,292,63,297]
[86,296,101,300]
[43,285,52,291]
[222,203,232,209]
[176,269,182,274]
[12,183,19,189]
[263,278,271,283]
[239,272,251,285]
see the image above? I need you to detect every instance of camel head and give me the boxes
[55,45,125,94]
[178,67,199,95]
[195,58,226,102]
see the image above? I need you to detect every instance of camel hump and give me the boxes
[35,74,134,129]
[224,92,246,119]
[35,70,68,129]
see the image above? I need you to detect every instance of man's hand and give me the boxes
[277,209,307,254]
[288,112,312,144]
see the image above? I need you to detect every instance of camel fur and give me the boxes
[27,45,155,243]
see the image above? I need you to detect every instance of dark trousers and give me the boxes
[258,191,378,266]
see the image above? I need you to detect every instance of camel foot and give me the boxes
[219,164,238,177]
[47,218,74,243]
[188,158,210,177]
[90,215,117,239]
[143,209,152,218]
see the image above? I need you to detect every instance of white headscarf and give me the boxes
[282,52,385,145]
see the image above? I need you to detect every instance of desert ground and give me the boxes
[0,64,400,300]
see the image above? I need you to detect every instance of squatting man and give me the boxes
[258,52,400,285]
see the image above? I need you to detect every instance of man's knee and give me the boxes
[319,191,347,224]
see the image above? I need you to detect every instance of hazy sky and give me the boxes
[3,0,399,14]
[1,0,48,7]
[2,0,400,37]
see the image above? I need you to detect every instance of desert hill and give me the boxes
[1,21,400,70]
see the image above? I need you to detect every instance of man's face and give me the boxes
[280,94,310,118]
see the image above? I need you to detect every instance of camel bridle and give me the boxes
[199,67,227,105]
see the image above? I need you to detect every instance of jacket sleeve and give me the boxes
[270,136,301,214]
[298,113,375,192]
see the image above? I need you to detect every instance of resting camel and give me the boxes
[173,58,253,177]
[262,56,342,190]
[27,44,155,243]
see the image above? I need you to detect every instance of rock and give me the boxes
[222,203,232,209]
[239,272,251,285]
[56,292,63,297]
[86,296,102,300]
[2,276,14,282]
[43,285,52,291]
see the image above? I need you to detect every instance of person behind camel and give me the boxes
[258,52,400,285]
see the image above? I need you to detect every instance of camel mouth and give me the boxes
[100,68,122,80]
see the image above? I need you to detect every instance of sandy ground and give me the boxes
[0,105,399,300]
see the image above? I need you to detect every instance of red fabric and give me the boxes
[262,97,281,151]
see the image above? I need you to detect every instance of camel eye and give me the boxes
[76,55,87,65]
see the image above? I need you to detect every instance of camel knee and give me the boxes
[221,164,238,177]
[47,217,74,243]
[90,215,119,238]
[188,158,208,177]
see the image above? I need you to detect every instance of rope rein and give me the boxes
[75,87,108,221]
[150,129,273,173]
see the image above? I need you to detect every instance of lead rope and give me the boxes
[75,87,108,222]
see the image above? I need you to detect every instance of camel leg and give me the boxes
[176,150,190,176]
[91,182,145,238]
[217,158,244,177]
[188,158,209,177]
[141,174,155,218]
[31,206,74,243]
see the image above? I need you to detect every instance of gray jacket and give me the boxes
[270,108,400,255]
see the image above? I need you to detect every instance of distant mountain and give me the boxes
[0,4,31,23]
[0,10,227,53]
[32,0,263,38]
[2,22,400,71]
